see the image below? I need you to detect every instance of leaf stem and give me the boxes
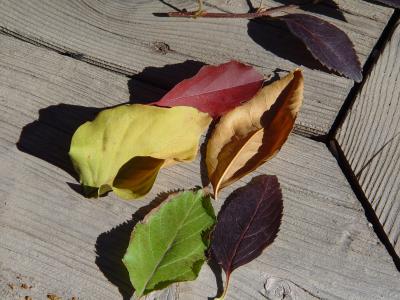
[215,273,231,300]
[160,4,298,19]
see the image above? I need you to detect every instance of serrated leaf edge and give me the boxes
[280,14,362,82]
[123,190,216,297]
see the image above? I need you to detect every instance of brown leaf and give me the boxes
[206,70,303,198]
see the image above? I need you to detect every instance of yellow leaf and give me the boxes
[69,104,211,199]
[206,70,303,198]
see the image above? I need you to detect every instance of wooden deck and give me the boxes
[0,1,399,299]
[336,20,400,260]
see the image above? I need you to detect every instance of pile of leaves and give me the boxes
[66,1,399,298]
[69,61,303,299]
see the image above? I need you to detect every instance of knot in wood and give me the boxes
[151,41,170,54]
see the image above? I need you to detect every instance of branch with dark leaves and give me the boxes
[157,2,363,82]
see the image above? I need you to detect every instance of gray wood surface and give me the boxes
[1,34,400,300]
[337,21,400,257]
[0,0,393,136]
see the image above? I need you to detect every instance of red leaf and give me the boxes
[281,14,362,82]
[151,61,264,117]
[211,175,283,298]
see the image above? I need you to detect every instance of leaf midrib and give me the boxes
[162,81,262,104]
[226,183,269,273]
[286,17,352,73]
[215,127,262,194]
[139,194,201,296]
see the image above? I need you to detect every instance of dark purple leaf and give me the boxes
[281,14,362,82]
[374,0,400,8]
[211,175,283,297]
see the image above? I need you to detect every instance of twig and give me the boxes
[160,4,298,19]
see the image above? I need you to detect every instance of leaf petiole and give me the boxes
[215,273,231,300]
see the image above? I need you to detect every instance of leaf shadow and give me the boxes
[128,60,206,104]
[158,0,183,12]
[16,60,205,196]
[16,104,101,183]
[95,190,179,300]
[271,0,346,21]
[247,17,334,74]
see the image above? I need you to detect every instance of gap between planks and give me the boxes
[332,17,400,266]
[329,10,400,139]
[327,12,400,267]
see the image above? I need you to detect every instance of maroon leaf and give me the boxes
[281,14,362,82]
[374,0,399,8]
[151,61,264,117]
[211,175,283,298]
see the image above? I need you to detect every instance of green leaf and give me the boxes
[123,190,216,297]
[69,104,211,199]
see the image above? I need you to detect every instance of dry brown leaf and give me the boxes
[206,69,303,198]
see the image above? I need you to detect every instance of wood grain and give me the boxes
[1,34,400,300]
[337,21,400,257]
[0,0,393,136]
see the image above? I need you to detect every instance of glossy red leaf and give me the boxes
[211,175,283,299]
[281,14,362,82]
[374,0,399,8]
[151,61,264,117]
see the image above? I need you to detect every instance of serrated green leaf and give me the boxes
[69,104,211,199]
[123,190,216,297]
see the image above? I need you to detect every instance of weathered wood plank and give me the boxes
[0,0,393,136]
[337,21,400,257]
[1,33,400,300]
